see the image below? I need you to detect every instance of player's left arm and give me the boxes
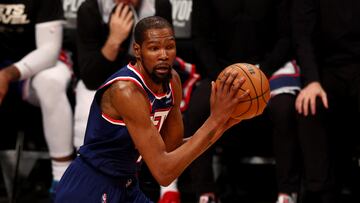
[160,69,184,152]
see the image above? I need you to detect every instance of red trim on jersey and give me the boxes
[101,113,125,125]
[99,77,152,116]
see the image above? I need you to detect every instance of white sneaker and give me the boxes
[276,193,297,203]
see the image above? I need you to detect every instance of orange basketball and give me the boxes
[216,63,270,120]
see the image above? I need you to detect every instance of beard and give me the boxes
[146,64,173,84]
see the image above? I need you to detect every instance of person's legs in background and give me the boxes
[183,78,218,203]
[301,65,360,203]
[189,149,217,203]
[73,80,96,151]
[28,61,74,198]
[297,99,336,203]
[268,94,300,203]
[269,92,336,203]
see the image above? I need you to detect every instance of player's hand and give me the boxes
[209,70,249,125]
[295,81,328,116]
[108,2,134,45]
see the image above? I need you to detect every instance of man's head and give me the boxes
[133,16,176,84]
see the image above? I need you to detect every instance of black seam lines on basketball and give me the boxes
[261,89,270,105]
[235,64,260,115]
[235,96,253,118]
[237,90,268,103]
[235,90,252,118]
[237,88,270,103]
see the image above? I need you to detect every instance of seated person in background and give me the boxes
[46,0,87,198]
[189,0,295,202]
[0,0,73,198]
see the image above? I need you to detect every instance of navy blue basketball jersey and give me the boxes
[78,63,175,177]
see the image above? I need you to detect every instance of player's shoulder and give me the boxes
[111,79,142,93]
[106,78,147,103]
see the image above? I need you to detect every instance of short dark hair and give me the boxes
[134,16,173,45]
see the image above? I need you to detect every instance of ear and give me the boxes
[133,42,141,59]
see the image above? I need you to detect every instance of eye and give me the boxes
[149,46,159,51]
[166,44,175,50]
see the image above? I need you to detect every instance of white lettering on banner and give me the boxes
[63,0,85,13]
[62,0,85,28]
[170,0,192,27]
[0,4,29,24]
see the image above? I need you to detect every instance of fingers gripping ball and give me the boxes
[216,63,270,120]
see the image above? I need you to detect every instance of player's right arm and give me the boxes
[101,70,247,186]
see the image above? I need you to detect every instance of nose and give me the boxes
[159,49,168,60]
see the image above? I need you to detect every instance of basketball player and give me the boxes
[55,16,248,202]
[75,0,183,202]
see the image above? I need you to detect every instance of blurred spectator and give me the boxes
[46,0,87,199]
[189,0,301,202]
[170,0,194,63]
[0,0,73,199]
[269,1,336,203]
[293,0,360,202]
[266,1,301,203]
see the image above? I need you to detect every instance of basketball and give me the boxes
[216,63,270,120]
